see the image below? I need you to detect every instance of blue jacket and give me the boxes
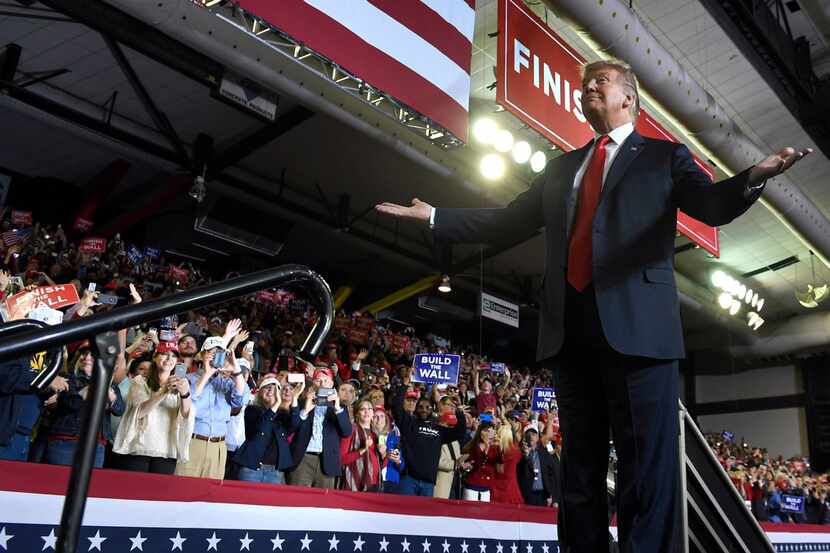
[383,427,404,484]
[435,132,758,361]
[0,357,36,446]
[234,405,299,471]
[290,404,352,477]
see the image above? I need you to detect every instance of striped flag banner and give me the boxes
[238,0,474,141]
[1,227,32,247]
[0,462,829,552]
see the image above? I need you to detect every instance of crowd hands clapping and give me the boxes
[707,433,830,524]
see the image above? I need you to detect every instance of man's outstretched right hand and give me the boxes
[375,198,433,222]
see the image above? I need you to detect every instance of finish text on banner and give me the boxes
[531,387,556,412]
[5,284,80,320]
[413,353,460,385]
[481,292,519,328]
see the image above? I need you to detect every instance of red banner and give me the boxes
[347,328,370,345]
[79,237,107,254]
[334,316,352,332]
[256,290,277,303]
[5,284,80,320]
[169,265,189,285]
[73,217,94,233]
[11,210,32,226]
[496,0,719,256]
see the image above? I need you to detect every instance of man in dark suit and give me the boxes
[287,367,352,488]
[377,59,811,552]
[517,425,561,508]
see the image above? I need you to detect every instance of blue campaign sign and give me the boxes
[489,362,506,374]
[721,431,735,442]
[144,246,160,258]
[531,387,556,412]
[780,494,805,513]
[412,353,460,385]
[127,245,144,265]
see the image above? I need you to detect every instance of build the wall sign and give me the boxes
[481,292,519,328]
[412,353,460,386]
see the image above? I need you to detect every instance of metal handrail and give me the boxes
[0,264,333,553]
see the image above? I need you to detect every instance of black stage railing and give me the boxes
[0,264,334,553]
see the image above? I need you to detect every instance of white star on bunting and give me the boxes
[353,536,366,551]
[87,530,107,551]
[525,543,533,553]
[479,541,487,553]
[441,540,451,553]
[379,537,390,552]
[422,538,431,552]
[402,537,411,552]
[129,531,147,551]
[170,532,186,551]
[240,532,254,551]
[0,528,13,550]
[329,534,340,551]
[300,533,313,551]
[270,533,284,551]
[206,532,221,551]
[460,541,470,553]
[41,529,57,551]
[541,544,549,553]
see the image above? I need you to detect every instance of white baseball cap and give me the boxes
[201,336,225,352]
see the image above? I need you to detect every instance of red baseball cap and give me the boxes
[156,341,179,355]
[439,412,458,426]
[404,390,420,400]
[312,367,334,381]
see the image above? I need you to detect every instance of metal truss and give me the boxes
[190,0,465,150]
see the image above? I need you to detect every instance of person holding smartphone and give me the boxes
[112,340,194,474]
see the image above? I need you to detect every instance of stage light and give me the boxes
[756,298,765,312]
[718,292,733,309]
[711,270,726,288]
[729,300,741,316]
[480,154,506,180]
[530,151,547,173]
[189,175,206,203]
[751,293,758,308]
[512,141,532,164]
[744,288,753,304]
[472,118,498,144]
[438,275,451,293]
[494,129,514,153]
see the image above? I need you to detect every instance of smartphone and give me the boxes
[287,372,305,384]
[244,341,255,355]
[87,282,97,292]
[174,363,187,378]
[97,293,119,305]
[378,434,387,448]
[211,349,227,369]
[159,329,177,342]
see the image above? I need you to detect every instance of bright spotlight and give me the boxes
[756,298,764,312]
[738,284,746,301]
[472,118,498,144]
[438,274,451,293]
[744,288,753,304]
[530,151,547,173]
[480,154,506,180]
[711,270,726,288]
[494,129,514,152]
[718,292,733,309]
[729,300,741,316]
[512,141,532,164]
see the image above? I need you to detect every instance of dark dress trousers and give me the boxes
[289,404,352,477]
[434,131,760,553]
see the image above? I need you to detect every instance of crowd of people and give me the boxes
[0,212,562,508]
[1,210,827,524]
[707,433,830,525]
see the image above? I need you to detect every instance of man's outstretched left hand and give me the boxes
[749,147,813,185]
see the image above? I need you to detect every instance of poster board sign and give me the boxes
[489,362,507,374]
[531,387,556,412]
[6,284,80,320]
[11,210,32,226]
[481,292,519,328]
[79,237,107,254]
[73,217,94,233]
[780,494,805,514]
[412,353,460,386]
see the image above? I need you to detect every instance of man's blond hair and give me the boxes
[581,59,640,121]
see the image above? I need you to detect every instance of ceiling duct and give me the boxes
[544,0,830,268]
[194,193,291,256]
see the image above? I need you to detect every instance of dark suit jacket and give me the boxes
[517,445,561,504]
[289,403,352,477]
[435,132,758,360]
[233,405,299,471]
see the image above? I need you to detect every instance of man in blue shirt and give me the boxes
[175,321,250,480]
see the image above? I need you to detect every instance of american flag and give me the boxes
[1,226,32,247]
[236,0,475,141]
[0,461,826,552]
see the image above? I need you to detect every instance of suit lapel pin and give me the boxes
[631,146,638,151]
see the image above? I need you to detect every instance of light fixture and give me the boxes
[530,151,547,173]
[711,270,726,288]
[796,251,828,308]
[512,141,532,164]
[744,288,753,304]
[480,154,506,180]
[729,299,741,316]
[472,118,498,144]
[718,292,733,309]
[494,129,514,153]
[438,275,451,293]
[756,298,765,312]
[189,171,207,203]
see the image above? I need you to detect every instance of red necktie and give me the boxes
[567,135,610,291]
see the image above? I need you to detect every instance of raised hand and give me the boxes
[749,147,813,185]
[223,318,242,342]
[375,198,433,222]
[128,283,142,304]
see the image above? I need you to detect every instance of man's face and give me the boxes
[178,336,197,357]
[403,397,417,414]
[581,67,632,127]
[326,347,338,362]
[415,399,432,421]
[313,374,333,389]
[526,430,539,448]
